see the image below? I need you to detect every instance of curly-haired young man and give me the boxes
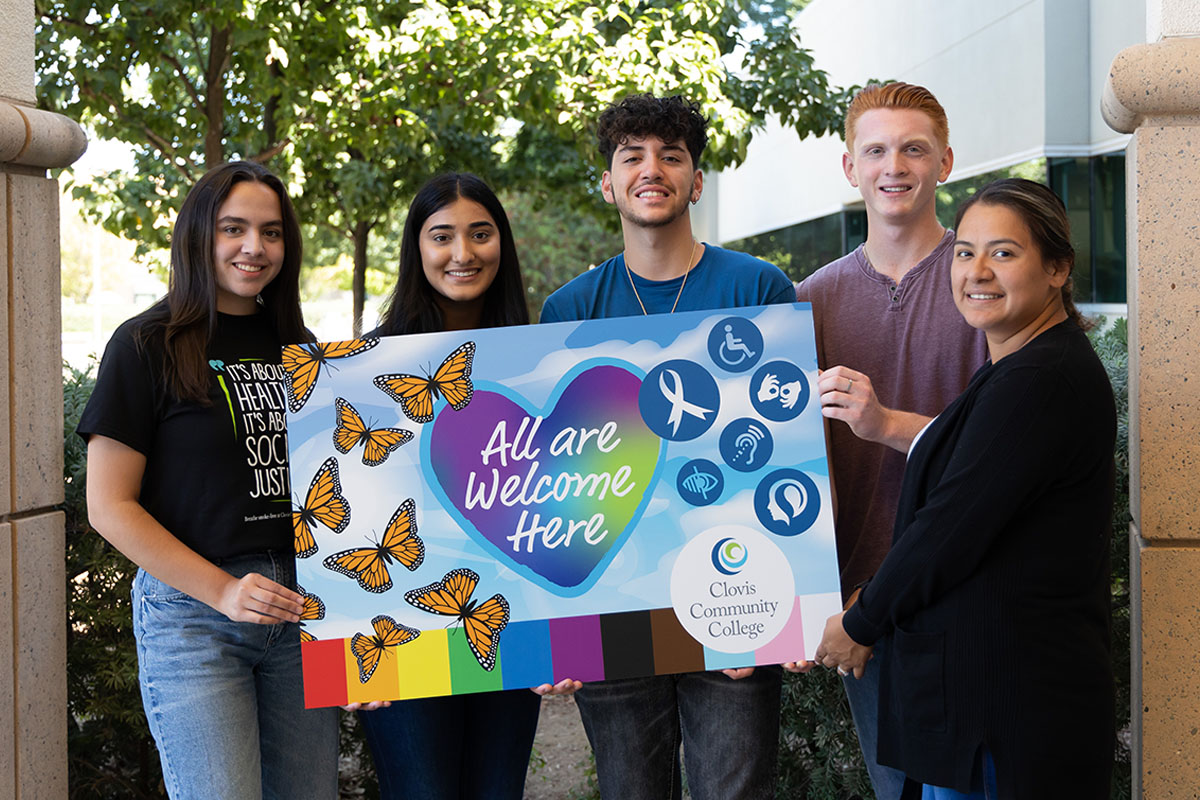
[538,94,794,800]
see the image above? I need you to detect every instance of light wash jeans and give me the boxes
[574,666,783,800]
[843,637,907,800]
[132,551,338,800]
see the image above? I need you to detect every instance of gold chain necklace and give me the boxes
[624,238,700,315]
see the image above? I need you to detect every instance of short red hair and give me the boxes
[844,82,949,150]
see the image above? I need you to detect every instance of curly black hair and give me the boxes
[597,94,709,168]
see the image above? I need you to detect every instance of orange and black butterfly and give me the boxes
[333,397,413,467]
[322,498,424,593]
[281,338,380,413]
[292,457,350,559]
[373,341,476,424]
[404,568,508,671]
[350,614,420,683]
[297,585,325,643]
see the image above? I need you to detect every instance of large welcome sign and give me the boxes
[283,304,841,707]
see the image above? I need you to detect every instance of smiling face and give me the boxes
[843,108,952,225]
[419,197,501,325]
[212,180,285,314]
[601,135,702,230]
[952,202,1068,361]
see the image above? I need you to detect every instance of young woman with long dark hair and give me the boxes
[358,172,543,800]
[78,161,337,799]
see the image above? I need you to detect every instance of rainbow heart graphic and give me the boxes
[426,363,663,595]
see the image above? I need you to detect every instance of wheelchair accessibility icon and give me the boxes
[707,317,764,373]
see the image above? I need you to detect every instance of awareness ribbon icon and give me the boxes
[658,368,714,436]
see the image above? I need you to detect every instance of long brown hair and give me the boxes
[954,178,1092,331]
[377,173,528,336]
[136,161,311,402]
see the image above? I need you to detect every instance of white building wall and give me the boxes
[710,0,1144,244]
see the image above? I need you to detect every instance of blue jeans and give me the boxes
[844,638,906,800]
[574,667,783,800]
[357,689,541,799]
[132,552,338,800]
[908,749,999,800]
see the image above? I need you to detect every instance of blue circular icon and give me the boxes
[718,418,774,472]
[753,468,821,536]
[711,537,748,575]
[749,360,810,422]
[638,360,720,441]
[707,317,763,373]
[676,458,724,506]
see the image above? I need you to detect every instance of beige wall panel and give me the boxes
[1141,546,1200,797]
[13,512,66,800]
[7,174,63,512]
[1129,125,1200,542]
[0,173,10,517]
[0,0,35,105]
[0,521,14,800]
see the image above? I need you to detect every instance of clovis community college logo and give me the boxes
[670,527,794,654]
[711,537,748,575]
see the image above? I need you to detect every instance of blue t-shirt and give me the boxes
[539,243,794,322]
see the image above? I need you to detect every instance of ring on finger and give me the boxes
[846,378,854,393]
[837,666,850,676]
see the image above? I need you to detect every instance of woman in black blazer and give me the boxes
[814,179,1116,799]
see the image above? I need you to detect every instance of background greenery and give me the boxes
[38,0,844,332]
[62,317,1131,798]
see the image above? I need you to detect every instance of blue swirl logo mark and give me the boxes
[711,537,748,575]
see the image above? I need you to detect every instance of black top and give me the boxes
[842,320,1116,798]
[78,310,293,560]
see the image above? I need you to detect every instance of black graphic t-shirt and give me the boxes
[78,311,294,560]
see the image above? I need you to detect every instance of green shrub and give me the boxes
[63,362,163,799]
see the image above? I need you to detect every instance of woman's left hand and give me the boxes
[814,611,873,678]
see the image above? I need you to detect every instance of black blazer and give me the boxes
[843,320,1116,799]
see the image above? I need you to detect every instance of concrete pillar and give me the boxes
[1103,4,1200,797]
[1,0,88,797]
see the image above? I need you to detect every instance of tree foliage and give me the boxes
[37,0,855,332]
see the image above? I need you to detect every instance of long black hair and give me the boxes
[136,161,311,402]
[954,178,1092,331]
[377,173,529,335]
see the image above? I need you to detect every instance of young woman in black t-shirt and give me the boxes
[78,162,337,798]
[352,173,543,799]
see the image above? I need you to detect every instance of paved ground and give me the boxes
[524,694,595,799]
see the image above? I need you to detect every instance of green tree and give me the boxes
[38,1,855,333]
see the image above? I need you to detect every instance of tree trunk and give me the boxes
[204,24,233,168]
[352,220,371,336]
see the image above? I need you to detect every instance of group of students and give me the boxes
[77,82,1116,800]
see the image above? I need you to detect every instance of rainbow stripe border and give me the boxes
[303,597,818,708]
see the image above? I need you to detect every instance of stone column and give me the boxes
[1,0,88,797]
[1103,4,1200,797]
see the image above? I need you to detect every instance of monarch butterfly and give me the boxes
[281,337,380,413]
[373,341,476,424]
[350,614,420,683]
[292,457,350,558]
[333,397,413,467]
[322,498,424,593]
[297,585,325,643]
[404,568,508,671]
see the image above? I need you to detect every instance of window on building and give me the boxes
[724,154,1127,304]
